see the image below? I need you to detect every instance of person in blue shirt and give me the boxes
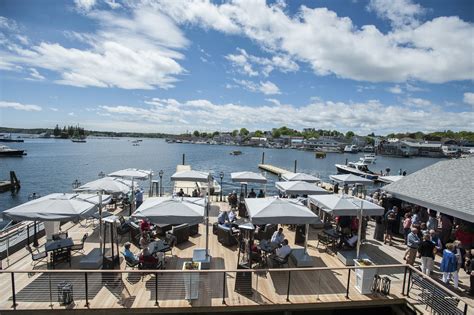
[135,189,144,209]
[123,242,138,264]
[217,211,228,225]
[441,243,459,289]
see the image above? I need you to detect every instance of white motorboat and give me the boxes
[0,145,26,157]
[359,153,376,164]
[344,145,359,153]
[335,161,380,180]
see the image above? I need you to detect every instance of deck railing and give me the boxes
[0,264,469,313]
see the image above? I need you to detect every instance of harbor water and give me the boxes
[0,138,442,214]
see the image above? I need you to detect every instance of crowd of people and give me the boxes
[367,192,473,295]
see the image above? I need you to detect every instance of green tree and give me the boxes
[212,131,220,137]
[53,124,60,137]
[232,129,238,137]
[272,129,281,138]
[254,130,263,137]
[345,131,355,139]
[193,130,200,137]
[240,128,249,137]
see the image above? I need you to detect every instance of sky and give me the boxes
[0,0,473,135]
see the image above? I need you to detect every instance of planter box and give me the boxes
[354,259,377,294]
[183,262,201,301]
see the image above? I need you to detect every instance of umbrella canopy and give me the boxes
[74,176,134,194]
[245,197,321,225]
[108,168,152,180]
[132,197,205,225]
[171,170,210,183]
[275,181,329,195]
[281,172,320,183]
[231,171,267,184]
[3,193,111,222]
[329,174,373,185]
[308,194,384,216]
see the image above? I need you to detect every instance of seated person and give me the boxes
[140,219,151,233]
[192,189,199,197]
[257,189,265,198]
[275,239,291,259]
[340,234,358,248]
[139,232,150,249]
[123,242,139,264]
[248,188,257,198]
[177,188,185,197]
[249,240,261,262]
[217,211,228,225]
[271,227,285,245]
[139,248,159,268]
[228,210,236,223]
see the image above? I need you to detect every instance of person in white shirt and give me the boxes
[275,239,291,259]
[271,228,285,245]
[228,210,236,222]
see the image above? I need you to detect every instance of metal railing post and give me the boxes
[84,272,89,307]
[402,265,408,296]
[48,273,53,308]
[155,272,159,306]
[406,268,412,297]
[222,271,226,304]
[345,269,351,299]
[464,303,468,315]
[11,273,17,308]
[286,271,291,302]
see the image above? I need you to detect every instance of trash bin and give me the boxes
[57,281,74,305]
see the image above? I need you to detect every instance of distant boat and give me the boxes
[71,138,86,143]
[0,145,26,157]
[230,150,242,155]
[359,153,376,164]
[343,145,359,153]
[0,134,24,143]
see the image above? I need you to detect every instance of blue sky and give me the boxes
[0,0,473,135]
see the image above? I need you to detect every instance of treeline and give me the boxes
[53,125,86,138]
[386,130,474,142]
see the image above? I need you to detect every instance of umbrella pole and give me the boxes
[356,201,364,259]
[130,177,135,216]
[148,172,153,197]
[304,223,309,255]
[205,176,210,258]
[99,192,103,252]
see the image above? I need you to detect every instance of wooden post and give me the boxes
[182,153,185,165]
[261,152,265,164]
[9,171,20,194]
[294,160,297,173]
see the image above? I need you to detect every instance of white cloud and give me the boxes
[156,1,474,83]
[49,107,59,112]
[367,0,425,28]
[97,97,473,134]
[388,85,403,94]
[1,7,188,90]
[233,79,281,95]
[403,97,431,107]
[68,112,76,116]
[0,101,42,111]
[463,92,474,107]
[74,0,96,11]
[225,48,298,77]
[26,68,45,81]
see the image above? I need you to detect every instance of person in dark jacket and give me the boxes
[418,234,436,275]
[465,250,474,296]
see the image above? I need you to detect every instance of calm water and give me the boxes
[0,138,442,212]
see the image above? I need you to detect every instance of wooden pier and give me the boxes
[258,164,290,176]
[0,171,20,193]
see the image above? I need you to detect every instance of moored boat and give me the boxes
[359,153,376,164]
[230,150,242,155]
[343,144,359,153]
[0,145,27,157]
[335,161,379,180]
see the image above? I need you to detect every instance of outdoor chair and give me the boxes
[255,224,277,241]
[25,245,48,266]
[189,224,199,236]
[167,224,190,244]
[122,253,140,270]
[316,233,331,252]
[271,252,291,268]
[71,233,88,254]
[216,224,238,246]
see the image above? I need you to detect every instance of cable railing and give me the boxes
[0,264,469,313]
[0,221,44,268]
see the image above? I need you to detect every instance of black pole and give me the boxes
[159,176,163,197]
[110,223,114,263]
[26,223,30,245]
[294,160,297,173]
[402,266,407,296]
[286,271,291,302]
[33,220,38,247]
[406,268,412,297]
[222,272,226,304]
[155,272,159,306]
[85,272,89,307]
[345,269,351,298]
[464,303,468,315]
[182,153,185,165]
[220,177,223,202]
[11,273,16,308]
[261,152,265,164]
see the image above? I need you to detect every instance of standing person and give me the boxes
[441,243,459,289]
[257,189,265,198]
[418,234,436,275]
[440,214,453,246]
[247,188,256,198]
[429,230,443,253]
[373,215,384,242]
[465,250,474,296]
[427,210,438,231]
[403,213,412,244]
[333,183,339,194]
[135,188,144,209]
[384,207,397,246]
[405,228,421,265]
[453,240,466,273]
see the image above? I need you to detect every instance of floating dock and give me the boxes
[258,164,290,176]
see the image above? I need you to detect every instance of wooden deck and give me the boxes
[0,201,471,314]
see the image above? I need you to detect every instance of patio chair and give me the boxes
[122,253,140,269]
[271,252,291,268]
[316,233,331,252]
[71,233,88,254]
[25,245,48,266]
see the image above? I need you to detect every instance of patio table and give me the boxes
[45,238,74,268]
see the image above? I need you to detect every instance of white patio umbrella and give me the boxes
[132,197,205,225]
[308,194,383,258]
[74,177,134,195]
[230,171,267,184]
[108,168,154,208]
[3,193,110,222]
[275,181,329,196]
[329,174,373,185]
[281,172,320,183]
[245,197,322,256]
[171,170,213,261]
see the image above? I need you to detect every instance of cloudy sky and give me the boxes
[0,0,473,135]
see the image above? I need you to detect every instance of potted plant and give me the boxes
[354,258,377,294]
[182,261,201,300]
